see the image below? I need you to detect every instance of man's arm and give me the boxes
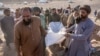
[0,19,7,34]
[69,23,94,40]
[66,25,75,33]
[14,25,22,56]
[40,26,47,37]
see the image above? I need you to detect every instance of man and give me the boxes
[95,11,100,22]
[60,9,80,54]
[14,7,46,56]
[0,8,14,47]
[67,4,72,14]
[0,8,16,56]
[57,9,69,26]
[32,7,46,29]
[67,9,80,28]
[65,5,94,56]
[50,8,61,22]
[57,9,63,17]
[94,10,97,17]
[15,8,21,23]
[32,7,47,56]
[45,9,52,25]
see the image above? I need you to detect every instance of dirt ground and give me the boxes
[0,0,100,56]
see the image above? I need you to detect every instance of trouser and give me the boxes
[3,43,17,56]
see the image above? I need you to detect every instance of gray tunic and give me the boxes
[66,18,94,56]
[0,16,14,45]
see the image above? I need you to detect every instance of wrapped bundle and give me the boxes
[45,22,71,47]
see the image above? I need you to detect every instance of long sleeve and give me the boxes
[70,23,94,40]
[66,25,75,33]
[40,26,47,37]
[0,19,7,34]
[14,25,21,56]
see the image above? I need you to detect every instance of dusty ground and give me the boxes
[0,0,100,56]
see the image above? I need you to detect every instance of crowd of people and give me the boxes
[0,4,100,56]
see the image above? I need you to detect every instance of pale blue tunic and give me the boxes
[67,18,95,56]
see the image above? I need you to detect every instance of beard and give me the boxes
[75,17,82,24]
[23,18,32,26]
[80,15,88,19]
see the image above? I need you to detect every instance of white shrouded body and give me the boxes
[45,22,71,47]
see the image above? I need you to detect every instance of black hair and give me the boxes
[32,7,41,13]
[3,8,10,13]
[80,5,91,14]
[22,7,32,12]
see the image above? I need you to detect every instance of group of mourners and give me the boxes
[0,4,100,56]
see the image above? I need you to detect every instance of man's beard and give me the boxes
[80,15,88,19]
[75,17,82,24]
[23,18,32,26]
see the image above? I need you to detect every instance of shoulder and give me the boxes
[31,16,41,22]
[14,19,23,30]
[87,18,94,25]
[86,18,95,27]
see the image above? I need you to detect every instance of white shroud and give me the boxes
[45,22,66,47]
